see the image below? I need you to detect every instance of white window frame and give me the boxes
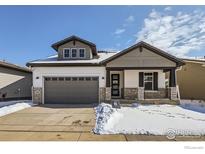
[144,72,154,91]
[63,48,70,58]
[71,48,78,58]
[79,48,86,58]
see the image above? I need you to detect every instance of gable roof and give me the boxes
[51,35,97,56]
[101,41,185,67]
[0,60,31,73]
[182,58,205,65]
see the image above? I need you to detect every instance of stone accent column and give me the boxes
[138,87,144,100]
[32,87,42,104]
[99,87,106,102]
[169,87,178,100]
[105,87,111,101]
[124,88,138,100]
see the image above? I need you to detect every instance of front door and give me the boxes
[111,74,120,97]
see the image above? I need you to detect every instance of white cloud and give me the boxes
[114,28,126,35]
[126,15,135,22]
[114,15,135,36]
[136,9,205,57]
[99,48,119,52]
[164,6,172,11]
[126,39,132,44]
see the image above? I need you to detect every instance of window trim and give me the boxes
[71,48,78,58]
[79,48,86,58]
[144,72,154,91]
[63,48,70,58]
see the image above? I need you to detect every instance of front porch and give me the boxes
[100,67,179,103]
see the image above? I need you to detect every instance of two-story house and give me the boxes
[27,35,184,104]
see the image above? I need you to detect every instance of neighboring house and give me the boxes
[27,35,184,104]
[0,61,32,101]
[177,58,205,101]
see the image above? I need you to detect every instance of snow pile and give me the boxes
[94,103,205,136]
[93,103,115,134]
[0,100,33,117]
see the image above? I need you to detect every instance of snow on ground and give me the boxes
[93,102,205,136]
[180,100,205,113]
[0,100,31,108]
[0,100,33,117]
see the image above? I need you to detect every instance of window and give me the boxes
[63,49,70,58]
[79,77,84,81]
[71,48,77,58]
[52,77,57,81]
[45,77,51,81]
[72,77,78,81]
[85,77,91,81]
[79,48,85,58]
[63,48,86,58]
[92,77,98,81]
[58,77,64,81]
[144,73,153,90]
[65,77,71,81]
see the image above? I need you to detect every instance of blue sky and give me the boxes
[0,6,205,66]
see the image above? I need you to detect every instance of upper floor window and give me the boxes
[71,48,77,58]
[79,48,85,58]
[63,48,70,58]
[63,48,87,59]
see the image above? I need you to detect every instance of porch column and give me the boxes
[105,69,111,101]
[169,68,178,100]
[169,68,176,87]
[138,72,144,100]
[106,69,110,87]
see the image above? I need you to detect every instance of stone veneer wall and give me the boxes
[99,87,106,102]
[32,87,42,104]
[100,87,176,102]
[144,88,167,99]
[124,88,138,100]
[138,87,144,100]
[168,87,178,100]
[105,87,111,101]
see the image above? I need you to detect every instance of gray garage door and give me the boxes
[44,77,99,104]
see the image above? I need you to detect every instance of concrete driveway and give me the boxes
[0,104,204,141]
[0,104,126,141]
[0,104,97,132]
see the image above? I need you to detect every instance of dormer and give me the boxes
[51,35,97,60]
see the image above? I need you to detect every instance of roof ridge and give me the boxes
[183,58,205,62]
[51,35,96,50]
[0,60,31,72]
[97,50,117,53]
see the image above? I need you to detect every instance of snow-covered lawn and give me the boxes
[94,100,205,136]
[0,100,33,117]
[180,100,205,113]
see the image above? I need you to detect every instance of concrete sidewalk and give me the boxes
[0,131,204,141]
[0,105,204,141]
